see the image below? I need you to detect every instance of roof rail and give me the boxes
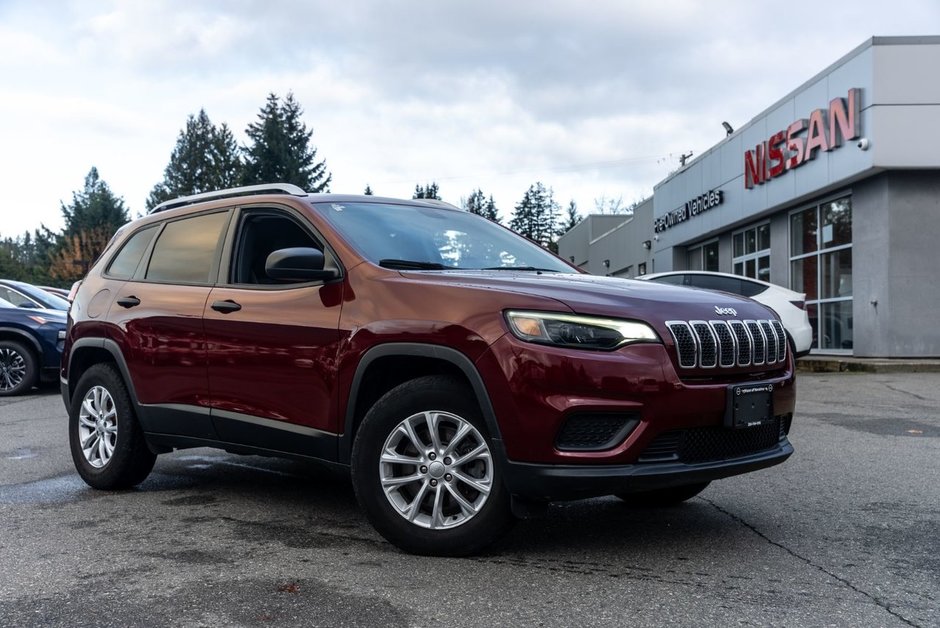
[149,183,308,214]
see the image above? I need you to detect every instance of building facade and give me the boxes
[558,36,940,357]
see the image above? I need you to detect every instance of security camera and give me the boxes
[857,138,870,150]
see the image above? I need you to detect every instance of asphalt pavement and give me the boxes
[0,373,937,627]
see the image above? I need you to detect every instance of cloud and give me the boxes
[1,0,938,235]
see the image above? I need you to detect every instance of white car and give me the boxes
[638,271,813,357]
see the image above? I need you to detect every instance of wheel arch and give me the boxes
[0,327,43,358]
[66,338,140,408]
[339,343,505,464]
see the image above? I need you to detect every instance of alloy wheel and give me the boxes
[0,348,27,393]
[379,410,493,530]
[77,386,118,468]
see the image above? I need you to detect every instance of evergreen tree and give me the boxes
[509,182,559,249]
[242,92,331,192]
[560,200,581,234]
[413,182,441,200]
[463,189,486,215]
[146,109,243,210]
[51,168,129,282]
[463,189,500,223]
[364,184,374,195]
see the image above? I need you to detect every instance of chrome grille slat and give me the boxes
[709,321,737,367]
[669,318,786,370]
[771,320,787,362]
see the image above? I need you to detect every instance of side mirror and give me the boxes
[265,247,338,282]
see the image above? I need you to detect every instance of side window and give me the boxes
[689,274,742,295]
[651,274,685,286]
[739,280,768,298]
[231,211,326,285]
[106,225,158,280]
[0,286,36,308]
[145,212,229,284]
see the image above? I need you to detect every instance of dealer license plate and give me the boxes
[726,383,774,429]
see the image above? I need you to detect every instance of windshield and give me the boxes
[313,201,573,272]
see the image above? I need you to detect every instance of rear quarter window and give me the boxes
[106,226,159,280]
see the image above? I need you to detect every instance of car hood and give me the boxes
[403,271,777,322]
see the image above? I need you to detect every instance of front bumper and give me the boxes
[503,438,793,501]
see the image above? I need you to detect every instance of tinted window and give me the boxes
[107,226,158,280]
[738,279,768,298]
[649,274,685,286]
[146,212,228,284]
[231,211,325,285]
[688,274,743,294]
[0,286,37,307]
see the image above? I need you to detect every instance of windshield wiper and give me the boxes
[379,259,449,270]
[480,266,561,272]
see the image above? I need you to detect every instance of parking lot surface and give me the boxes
[1,373,937,627]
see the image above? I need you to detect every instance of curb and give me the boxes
[796,357,940,374]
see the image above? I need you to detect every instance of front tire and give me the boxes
[351,375,514,556]
[0,340,38,397]
[68,364,156,490]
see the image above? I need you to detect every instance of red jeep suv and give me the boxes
[62,184,795,555]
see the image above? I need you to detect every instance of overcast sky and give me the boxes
[1,1,937,237]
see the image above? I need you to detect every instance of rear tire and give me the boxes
[351,375,515,556]
[0,340,38,397]
[616,481,710,506]
[69,364,156,490]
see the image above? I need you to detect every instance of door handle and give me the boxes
[116,296,140,308]
[211,299,242,314]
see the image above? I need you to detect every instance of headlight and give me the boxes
[505,310,660,351]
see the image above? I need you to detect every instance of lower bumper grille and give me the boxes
[556,413,639,451]
[638,415,789,464]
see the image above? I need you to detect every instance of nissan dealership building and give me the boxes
[559,36,940,357]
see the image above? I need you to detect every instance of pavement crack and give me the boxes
[701,497,922,628]
[883,383,929,402]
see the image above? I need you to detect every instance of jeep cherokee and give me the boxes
[62,183,795,555]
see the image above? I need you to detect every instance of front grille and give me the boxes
[638,416,787,464]
[556,413,639,451]
[666,318,787,370]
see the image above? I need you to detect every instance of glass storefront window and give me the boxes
[822,249,853,298]
[822,198,852,248]
[703,241,719,272]
[733,222,770,282]
[819,300,853,351]
[790,208,817,256]
[790,257,818,301]
[789,196,852,354]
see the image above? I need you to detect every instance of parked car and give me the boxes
[638,271,812,357]
[62,184,796,555]
[0,279,71,311]
[0,296,67,396]
[40,286,71,300]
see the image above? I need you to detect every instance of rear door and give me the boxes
[106,209,231,438]
[203,205,345,459]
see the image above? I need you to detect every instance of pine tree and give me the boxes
[413,182,441,200]
[146,109,243,210]
[364,184,374,195]
[463,189,499,223]
[51,168,129,282]
[483,195,500,223]
[242,92,331,192]
[509,182,559,249]
[560,200,580,234]
[463,189,486,215]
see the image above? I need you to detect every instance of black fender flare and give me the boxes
[338,342,506,465]
[65,337,141,409]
